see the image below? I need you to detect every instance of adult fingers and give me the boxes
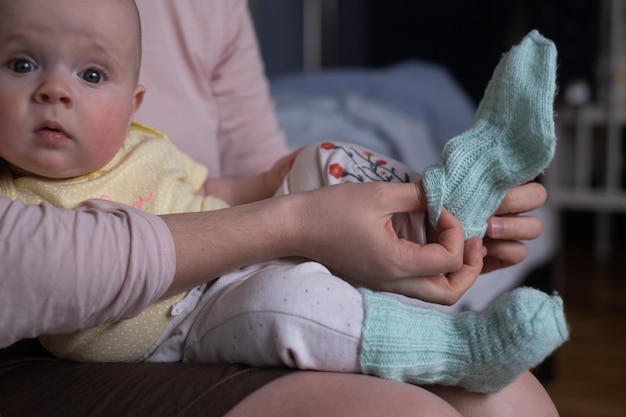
[486,214,544,241]
[493,182,547,215]
[437,236,484,304]
[395,208,465,277]
[482,239,529,273]
[380,237,484,305]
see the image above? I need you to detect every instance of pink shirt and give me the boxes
[0,0,288,348]
[0,199,175,346]
[135,0,288,177]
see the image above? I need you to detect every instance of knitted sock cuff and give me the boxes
[358,288,457,384]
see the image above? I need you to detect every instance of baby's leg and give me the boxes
[182,258,363,372]
[277,141,427,244]
[359,287,568,393]
[181,259,568,393]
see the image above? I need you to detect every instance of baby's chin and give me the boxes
[7,162,91,180]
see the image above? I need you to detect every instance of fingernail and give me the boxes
[490,219,503,237]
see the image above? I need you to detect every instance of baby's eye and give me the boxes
[79,69,104,84]
[9,59,36,73]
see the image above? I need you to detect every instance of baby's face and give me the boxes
[0,0,144,179]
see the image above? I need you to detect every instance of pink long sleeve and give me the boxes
[135,0,289,177]
[0,197,176,348]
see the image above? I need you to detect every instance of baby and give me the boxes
[0,0,568,393]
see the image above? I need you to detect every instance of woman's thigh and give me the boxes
[227,371,463,417]
[426,371,559,417]
[228,370,559,417]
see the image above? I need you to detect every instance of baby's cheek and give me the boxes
[92,106,132,145]
[88,127,127,168]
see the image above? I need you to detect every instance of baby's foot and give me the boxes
[359,287,569,393]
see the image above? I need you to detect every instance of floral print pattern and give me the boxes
[320,142,411,183]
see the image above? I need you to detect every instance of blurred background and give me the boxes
[249,1,625,415]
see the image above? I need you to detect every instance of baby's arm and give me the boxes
[200,150,301,205]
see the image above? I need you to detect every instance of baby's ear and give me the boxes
[132,84,146,114]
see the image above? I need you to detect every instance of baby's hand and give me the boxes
[264,148,303,195]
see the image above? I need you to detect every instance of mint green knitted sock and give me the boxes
[358,287,569,393]
[423,30,557,238]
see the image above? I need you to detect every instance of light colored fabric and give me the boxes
[274,94,441,173]
[271,60,476,154]
[40,292,187,363]
[278,141,427,245]
[134,0,289,178]
[359,287,568,393]
[147,259,364,372]
[0,196,175,348]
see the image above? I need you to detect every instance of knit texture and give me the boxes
[423,30,557,238]
[358,287,569,393]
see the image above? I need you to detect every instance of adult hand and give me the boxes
[295,182,484,305]
[482,182,547,273]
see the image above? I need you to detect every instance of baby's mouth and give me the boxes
[38,122,66,134]
[36,124,70,146]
